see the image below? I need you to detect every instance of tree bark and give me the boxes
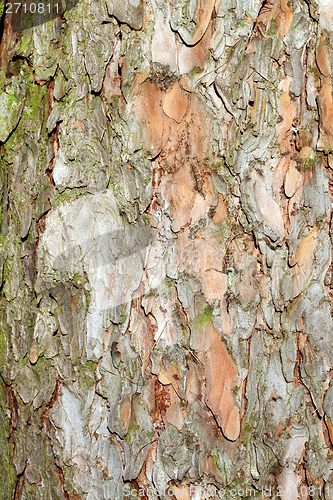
[1,0,333,498]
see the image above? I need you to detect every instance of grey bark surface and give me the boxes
[1,0,333,499]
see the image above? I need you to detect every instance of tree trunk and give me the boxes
[1,0,333,498]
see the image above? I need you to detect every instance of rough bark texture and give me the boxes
[1,0,333,498]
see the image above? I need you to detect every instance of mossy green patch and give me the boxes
[287,300,298,315]
[51,187,89,209]
[0,330,9,370]
[86,361,96,374]
[267,19,277,38]
[302,154,320,169]
[309,65,321,81]
[4,64,47,158]
[0,72,6,94]
[77,361,96,389]
[189,65,204,78]
[212,451,224,473]
[124,422,140,442]
[195,305,213,328]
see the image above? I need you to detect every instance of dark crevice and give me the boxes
[150,150,162,163]
[295,335,323,421]
[55,464,70,500]
[47,119,63,137]
[0,98,25,148]
[91,87,102,97]
[1,167,8,238]
[20,232,29,243]
[39,377,70,500]
[13,462,27,500]
[7,54,31,76]
[248,0,274,42]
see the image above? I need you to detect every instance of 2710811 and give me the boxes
[5,2,59,14]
